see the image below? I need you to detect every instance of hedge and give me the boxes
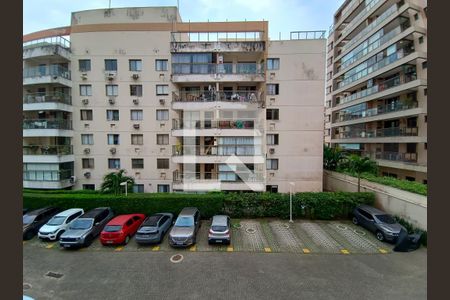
[23,191,375,220]
[394,215,427,247]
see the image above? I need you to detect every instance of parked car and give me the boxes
[23,208,29,215]
[100,214,145,245]
[352,204,405,242]
[23,207,61,240]
[168,207,201,248]
[208,215,231,245]
[38,208,84,241]
[59,207,114,248]
[135,213,173,245]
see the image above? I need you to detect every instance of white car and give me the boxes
[38,208,84,241]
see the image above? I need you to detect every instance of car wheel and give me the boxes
[124,235,130,245]
[84,235,93,247]
[352,217,359,225]
[23,231,34,240]
[376,231,385,242]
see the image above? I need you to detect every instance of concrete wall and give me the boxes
[323,170,427,230]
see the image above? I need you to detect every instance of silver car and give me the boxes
[168,207,201,248]
[135,213,173,245]
[208,215,231,245]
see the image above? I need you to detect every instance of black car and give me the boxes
[23,207,61,240]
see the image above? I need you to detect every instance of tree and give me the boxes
[346,154,378,192]
[100,169,135,195]
[323,145,346,171]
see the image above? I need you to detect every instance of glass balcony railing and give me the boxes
[172,145,261,156]
[335,126,418,139]
[172,90,262,103]
[23,91,72,105]
[23,119,72,130]
[23,145,73,156]
[172,119,256,130]
[171,63,264,75]
[334,101,418,123]
[23,36,70,49]
[338,0,363,24]
[173,171,264,183]
[23,169,72,181]
[23,65,71,80]
[340,0,382,39]
[362,151,418,163]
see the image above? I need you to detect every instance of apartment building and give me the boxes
[325,0,427,183]
[22,6,325,193]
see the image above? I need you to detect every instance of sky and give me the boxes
[23,0,344,39]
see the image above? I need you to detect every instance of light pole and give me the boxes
[120,181,128,196]
[289,182,295,223]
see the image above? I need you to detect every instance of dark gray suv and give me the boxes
[168,207,201,248]
[352,204,405,242]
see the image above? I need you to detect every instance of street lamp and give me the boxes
[120,181,129,196]
[289,182,295,223]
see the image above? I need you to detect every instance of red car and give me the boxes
[100,214,145,245]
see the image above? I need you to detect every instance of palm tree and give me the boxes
[346,154,378,192]
[323,145,346,171]
[100,169,135,195]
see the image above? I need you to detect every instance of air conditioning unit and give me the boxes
[84,172,91,178]
[69,176,77,184]
[133,98,139,105]
[108,98,116,105]
[160,172,166,179]
[82,99,89,105]
[269,148,275,154]
[110,147,116,154]
[81,73,88,80]
[106,72,116,80]
[159,99,165,105]
[132,73,140,80]
[83,148,91,154]
[133,123,140,129]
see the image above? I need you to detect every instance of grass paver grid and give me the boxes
[268,221,305,253]
[323,222,381,254]
[298,222,345,253]
[239,220,269,252]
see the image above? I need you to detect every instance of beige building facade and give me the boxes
[325,0,427,183]
[23,7,325,193]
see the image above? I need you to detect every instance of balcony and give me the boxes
[23,169,73,189]
[339,0,383,42]
[23,144,74,163]
[23,65,72,87]
[172,90,263,110]
[23,36,71,61]
[362,150,427,173]
[332,126,424,143]
[172,145,264,164]
[23,119,73,137]
[171,63,265,83]
[172,119,262,137]
[23,91,72,112]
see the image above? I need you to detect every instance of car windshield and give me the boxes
[143,216,161,226]
[375,214,396,224]
[69,219,93,230]
[103,225,122,232]
[46,216,66,226]
[175,216,194,227]
[23,215,36,225]
[211,225,228,232]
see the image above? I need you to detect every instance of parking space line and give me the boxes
[189,245,197,252]
[114,246,124,252]
[340,249,350,255]
[152,246,160,251]
[45,243,55,249]
[379,248,388,254]
[227,246,234,252]
[264,247,272,253]
[302,248,311,254]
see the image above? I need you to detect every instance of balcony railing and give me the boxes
[23,65,71,80]
[336,47,414,89]
[23,119,72,130]
[23,145,73,156]
[335,126,418,139]
[173,119,256,130]
[23,169,72,181]
[172,90,262,103]
[340,0,382,39]
[23,91,72,105]
[173,145,261,156]
[362,151,418,162]
[171,63,265,75]
[173,171,264,183]
[334,101,418,123]
[336,74,417,106]
[289,31,326,40]
[338,0,363,24]
[171,31,264,42]
[23,36,70,49]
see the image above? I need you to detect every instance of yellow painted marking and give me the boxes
[340,249,350,255]
[45,243,55,249]
[114,246,124,252]
[379,248,388,254]
[189,245,197,252]
[302,248,311,254]
[152,246,160,251]
[226,246,234,252]
[264,247,272,253]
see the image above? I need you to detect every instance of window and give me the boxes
[131,134,143,145]
[422,61,427,69]
[406,176,415,182]
[79,59,91,72]
[424,142,427,150]
[132,158,144,169]
[82,158,94,169]
[107,134,120,145]
[130,110,143,121]
[156,85,169,96]
[423,179,427,185]
[424,88,427,96]
[157,158,169,169]
[105,59,117,71]
[424,115,427,123]
[266,84,279,95]
[157,184,170,193]
[326,85,332,94]
[106,85,118,96]
[267,134,279,145]
[267,58,280,70]
[133,184,144,193]
[155,59,168,71]
[266,159,279,170]
[129,59,142,71]
[106,110,119,121]
[156,109,169,121]
[326,71,333,81]
[81,134,94,145]
[157,134,169,145]
[83,184,95,190]
[80,109,93,121]
[414,13,419,20]
[79,85,92,96]
[357,208,374,220]
[266,185,278,193]
[382,172,397,179]
[108,158,120,169]
[130,85,143,96]
[418,36,424,44]
[266,109,279,120]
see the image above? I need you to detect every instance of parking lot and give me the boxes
[23,219,392,254]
